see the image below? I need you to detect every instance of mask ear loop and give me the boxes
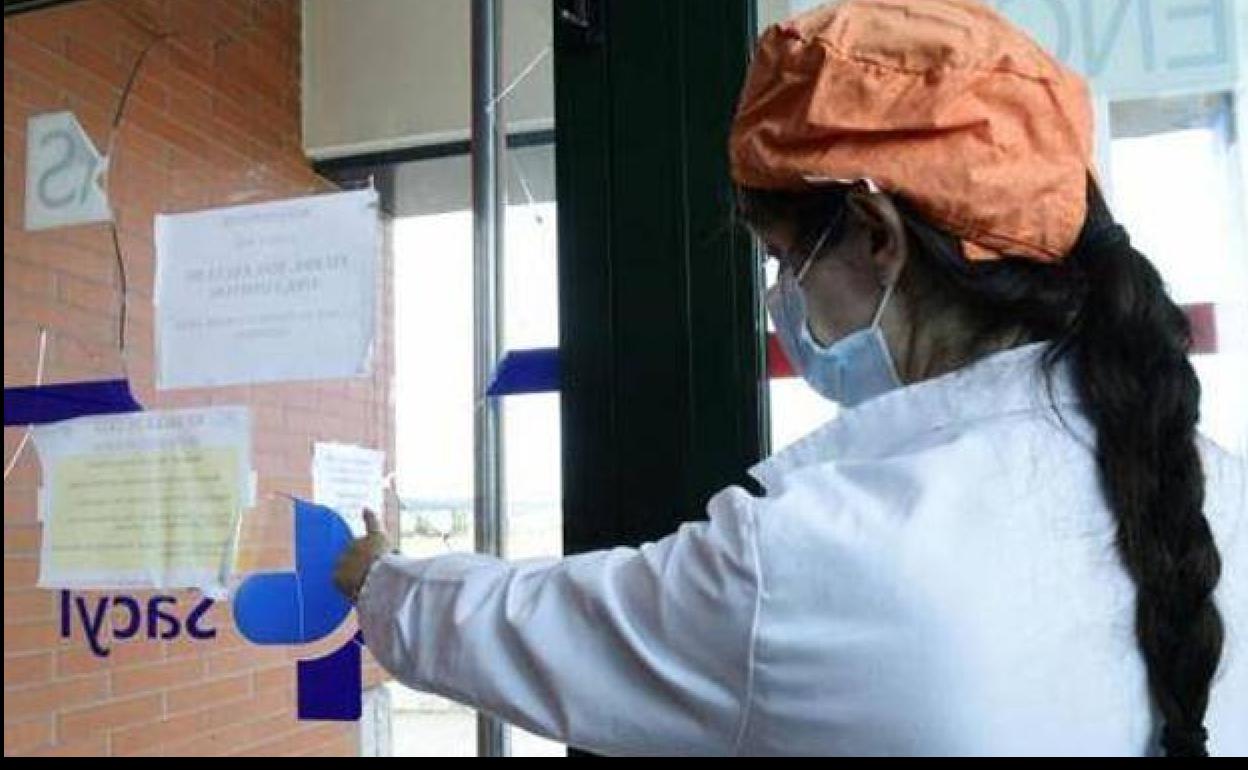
[869,269,904,386]
[795,182,861,285]
[794,225,833,285]
[870,278,896,329]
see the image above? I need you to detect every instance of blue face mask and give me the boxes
[766,261,902,408]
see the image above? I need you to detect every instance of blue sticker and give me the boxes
[233,499,353,645]
[233,498,364,721]
[297,632,363,721]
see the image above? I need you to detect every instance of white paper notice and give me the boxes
[312,442,385,536]
[154,188,379,389]
[32,407,252,597]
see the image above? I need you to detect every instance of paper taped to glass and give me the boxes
[154,188,380,389]
[312,441,385,536]
[32,407,252,597]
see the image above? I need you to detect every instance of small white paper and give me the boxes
[25,111,111,231]
[154,188,380,389]
[32,407,252,597]
[312,442,385,536]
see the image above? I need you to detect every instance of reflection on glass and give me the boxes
[391,209,477,756]
[503,158,564,754]
[1110,94,1248,454]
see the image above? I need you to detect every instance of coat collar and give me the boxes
[750,342,1083,492]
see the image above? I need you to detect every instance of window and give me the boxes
[376,140,562,756]
[1109,94,1248,453]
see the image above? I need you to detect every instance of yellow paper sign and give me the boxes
[34,407,251,596]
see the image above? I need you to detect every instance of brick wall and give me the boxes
[4,0,394,756]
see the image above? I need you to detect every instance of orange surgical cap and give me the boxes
[729,0,1095,263]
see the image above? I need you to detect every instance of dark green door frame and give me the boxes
[555,0,766,558]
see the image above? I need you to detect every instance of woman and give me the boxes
[335,0,1245,756]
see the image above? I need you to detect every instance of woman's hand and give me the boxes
[334,508,391,604]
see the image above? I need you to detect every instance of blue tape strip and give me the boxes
[486,347,561,397]
[3,379,142,426]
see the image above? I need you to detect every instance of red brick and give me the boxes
[165,672,250,715]
[111,685,290,756]
[5,288,119,347]
[56,272,124,318]
[7,10,69,54]
[3,524,42,556]
[58,692,162,736]
[65,36,132,88]
[1,587,54,622]
[28,728,107,753]
[232,722,342,757]
[111,657,205,696]
[3,674,108,722]
[3,651,54,689]
[28,730,109,757]
[204,645,289,677]
[57,637,166,677]
[4,556,40,592]
[62,3,156,54]
[3,717,53,755]
[4,33,71,96]
[4,0,385,757]
[12,238,118,287]
[169,709,295,757]
[1,256,57,301]
[251,663,294,694]
[4,619,63,655]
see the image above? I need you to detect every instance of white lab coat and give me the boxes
[357,343,1248,756]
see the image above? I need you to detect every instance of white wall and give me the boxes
[302,0,553,160]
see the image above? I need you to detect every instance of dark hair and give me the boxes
[738,178,1224,757]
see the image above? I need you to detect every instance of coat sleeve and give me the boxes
[355,485,763,756]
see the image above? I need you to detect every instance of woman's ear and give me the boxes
[846,189,908,286]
